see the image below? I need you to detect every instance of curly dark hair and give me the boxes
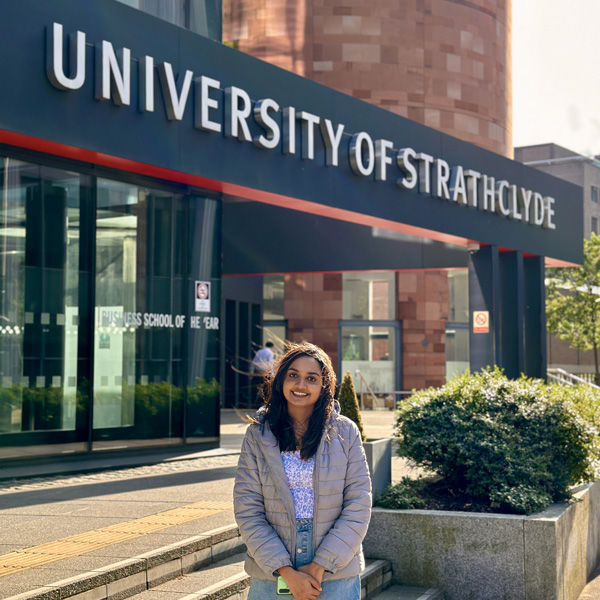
[260,342,336,460]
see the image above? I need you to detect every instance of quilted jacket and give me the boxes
[233,404,372,581]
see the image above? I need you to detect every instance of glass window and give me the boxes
[446,325,469,381]
[114,0,222,41]
[448,269,469,323]
[263,276,284,320]
[592,217,598,236]
[0,159,89,450]
[342,272,395,320]
[94,179,221,448]
[340,325,397,394]
[0,158,221,458]
[262,321,286,360]
[592,186,599,203]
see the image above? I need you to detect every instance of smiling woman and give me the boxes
[234,342,372,600]
[282,355,323,420]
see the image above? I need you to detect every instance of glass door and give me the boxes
[0,159,90,458]
[339,321,401,405]
[93,179,186,448]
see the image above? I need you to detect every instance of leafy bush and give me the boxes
[338,371,366,442]
[376,477,425,509]
[395,368,599,515]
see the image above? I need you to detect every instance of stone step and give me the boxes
[373,585,445,600]
[5,524,245,600]
[127,551,249,600]
[124,556,430,600]
[5,523,443,600]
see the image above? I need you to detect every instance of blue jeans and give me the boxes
[247,519,360,600]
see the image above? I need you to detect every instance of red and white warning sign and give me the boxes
[195,281,211,313]
[473,311,489,334]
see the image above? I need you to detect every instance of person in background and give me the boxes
[234,342,372,600]
[250,341,275,379]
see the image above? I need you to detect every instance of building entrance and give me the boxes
[0,155,221,459]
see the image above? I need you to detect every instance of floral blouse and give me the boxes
[281,450,315,519]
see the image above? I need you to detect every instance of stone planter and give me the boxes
[363,437,392,498]
[363,480,600,600]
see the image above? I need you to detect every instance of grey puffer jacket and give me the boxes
[233,404,372,581]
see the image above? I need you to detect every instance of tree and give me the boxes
[546,233,600,385]
[338,371,366,442]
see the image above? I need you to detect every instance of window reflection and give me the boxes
[114,0,222,40]
[0,159,221,458]
[341,325,396,394]
[0,159,84,436]
[342,272,395,320]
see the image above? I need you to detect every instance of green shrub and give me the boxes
[376,477,425,510]
[395,368,599,515]
[338,371,366,442]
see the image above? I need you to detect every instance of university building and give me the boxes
[0,0,581,460]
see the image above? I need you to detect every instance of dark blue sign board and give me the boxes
[0,0,583,265]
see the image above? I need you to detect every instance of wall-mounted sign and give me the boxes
[97,308,219,330]
[473,311,489,334]
[0,2,582,265]
[195,281,211,312]
[46,21,557,232]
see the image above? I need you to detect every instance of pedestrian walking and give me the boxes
[249,341,275,379]
[233,342,372,600]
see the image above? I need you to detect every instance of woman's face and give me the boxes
[282,355,323,413]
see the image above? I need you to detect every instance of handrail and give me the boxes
[353,371,412,409]
[547,368,600,390]
[354,370,379,410]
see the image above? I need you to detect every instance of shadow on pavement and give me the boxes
[0,464,238,510]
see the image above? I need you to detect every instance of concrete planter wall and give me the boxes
[364,480,600,600]
[363,438,392,498]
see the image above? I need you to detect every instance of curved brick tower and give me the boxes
[223,0,512,156]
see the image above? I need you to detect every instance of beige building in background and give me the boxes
[516,143,600,378]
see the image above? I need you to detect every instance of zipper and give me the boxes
[252,426,298,566]
[311,433,325,559]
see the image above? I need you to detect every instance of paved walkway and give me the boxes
[0,409,405,599]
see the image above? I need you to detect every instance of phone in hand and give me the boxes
[276,575,292,595]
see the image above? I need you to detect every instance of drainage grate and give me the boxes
[0,500,232,577]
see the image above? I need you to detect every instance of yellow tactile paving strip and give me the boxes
[0,500,233,577]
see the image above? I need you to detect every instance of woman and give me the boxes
[233,342,372,600]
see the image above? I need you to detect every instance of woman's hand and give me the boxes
[278,566,322,600]
[297,562,325,585]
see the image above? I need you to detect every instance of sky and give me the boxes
[512,1,600,156]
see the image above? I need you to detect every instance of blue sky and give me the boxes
[512,1,600,156]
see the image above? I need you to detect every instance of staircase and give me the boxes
[547,367,600,389]
[7,524,444,600]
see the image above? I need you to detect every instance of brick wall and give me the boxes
[281,270,450,390]
[223,0,512,156]
[284,273,342,368]
[397,270,450,390]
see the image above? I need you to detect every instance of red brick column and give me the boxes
[398,270,449,390]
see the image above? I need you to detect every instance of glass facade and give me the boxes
[0,156,221,459]
[446,269,469,380]
[115,0,222,41]
[262,275,286,356]
[340,324,398,394]
[340,272,398,395]
[342,272,395,320]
